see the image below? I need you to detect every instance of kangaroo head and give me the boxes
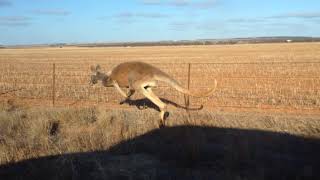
[90,65,112,87]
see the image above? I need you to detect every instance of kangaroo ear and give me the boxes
[96,64,102,72]
[90,65,96,72]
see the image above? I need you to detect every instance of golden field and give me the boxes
[0,42,320,113]
[0,43,320,179]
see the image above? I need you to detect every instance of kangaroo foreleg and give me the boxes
[113,81,128,98]
[126,89,135,99]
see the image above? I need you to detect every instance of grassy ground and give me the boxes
[0,99,319,179]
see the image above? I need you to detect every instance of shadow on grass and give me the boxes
[120,98,203,111]
[0,125,319,180]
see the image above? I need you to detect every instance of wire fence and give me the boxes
[0,61,320,113]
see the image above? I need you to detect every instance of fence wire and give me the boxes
[0,61,319,113]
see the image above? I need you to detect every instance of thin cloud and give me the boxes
[197,21,224,31]
[227,18,266,23]
[0,16,31,26]
[169,20,224,31]
[169,21,196,30]
[193,0,218,9]
[268,12,320,19]
[141,0,162,5]
[32,9,71,16]
[141,0,219,9]
[141,0,163,5]
[114,12,169,19]
[168,0,189,7]
[0,0,12,7]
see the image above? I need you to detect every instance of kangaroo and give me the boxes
[90,61,217,126]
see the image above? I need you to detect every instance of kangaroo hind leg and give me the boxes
[140,82,167,125]
[139,84,168,127]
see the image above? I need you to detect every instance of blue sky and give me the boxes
[0,0,320,45]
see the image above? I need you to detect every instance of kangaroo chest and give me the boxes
[110,71,129,87]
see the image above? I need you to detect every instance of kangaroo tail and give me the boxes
[155,74,217,98]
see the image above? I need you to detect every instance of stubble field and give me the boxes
[0,43,320,179]
[1,42,320,113]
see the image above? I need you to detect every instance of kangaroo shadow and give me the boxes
[120,98,203,112]
[1,126,319,180]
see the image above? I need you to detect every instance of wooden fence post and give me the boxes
[184,63,191,110]
[52,63,56,106]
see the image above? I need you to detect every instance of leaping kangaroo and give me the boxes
[90,61,217,125]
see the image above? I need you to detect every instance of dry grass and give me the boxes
[1,43,320,64]
[0,100,319,179]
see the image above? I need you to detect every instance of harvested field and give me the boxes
[0,43,320,114]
